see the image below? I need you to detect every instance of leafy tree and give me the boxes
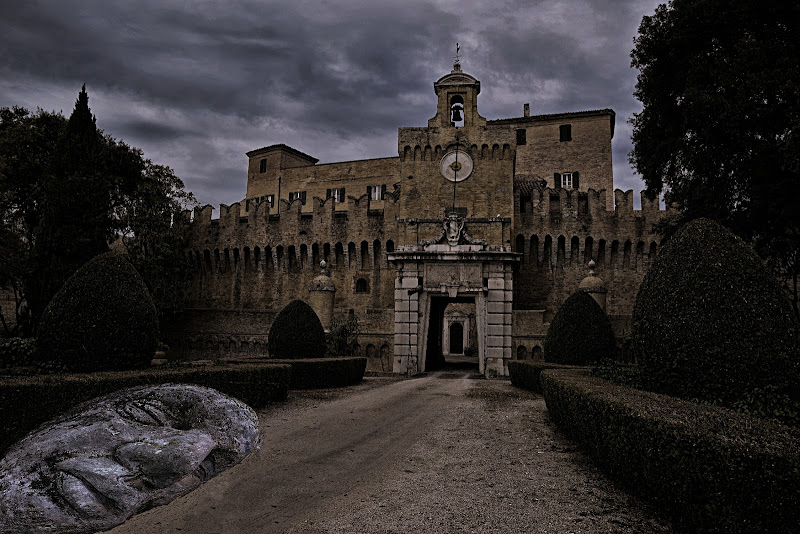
[326,312,361,357]
[118,160,195,321]
[0,87,195,334]
[629,0,800,315]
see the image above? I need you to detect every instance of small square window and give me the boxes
[368,185,386,201]
[559,124,572,142]
[327,188,345,203]
[561,172,573,189]
[259,158,267,173]
[288,191,306,205]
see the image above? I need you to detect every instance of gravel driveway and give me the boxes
[106,371,670,533]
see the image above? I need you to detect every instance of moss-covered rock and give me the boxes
[632,218,800,413]
[36,253,159,372]
[543,291,616,365]
[267,299,326,359]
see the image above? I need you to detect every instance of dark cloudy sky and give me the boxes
[1,0,662,208]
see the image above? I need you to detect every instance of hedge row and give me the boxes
[272,357,367,389]
[0,363,291,458]
[507,360,581,394]
[540,368,800,533]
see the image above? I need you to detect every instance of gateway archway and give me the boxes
[388,240,519,378]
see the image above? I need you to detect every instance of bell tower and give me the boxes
[429,59,486,129]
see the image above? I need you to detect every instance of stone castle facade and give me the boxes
[174,62,668,376]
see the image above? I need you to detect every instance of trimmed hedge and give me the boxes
[507,360,580,394]
[272,357,367,389]
[0,337,36,368]
[543,291,616,365]
[632,218,800,413]
[268,300,326,359]
[541,368,800,533]
[0,363,290,458]
[36,253,159,372]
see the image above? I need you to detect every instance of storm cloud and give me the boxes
[0,0,662,207]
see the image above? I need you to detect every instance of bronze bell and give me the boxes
[451,107,463,122]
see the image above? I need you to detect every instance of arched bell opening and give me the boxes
[450,95,464,127]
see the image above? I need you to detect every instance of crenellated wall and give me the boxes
[173,183,668,365]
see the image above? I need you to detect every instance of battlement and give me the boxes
[515,186,669,220]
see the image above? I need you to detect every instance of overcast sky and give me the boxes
[1,0,662,209]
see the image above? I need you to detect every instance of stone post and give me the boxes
[579,260,607,311]
[308,260,336,331]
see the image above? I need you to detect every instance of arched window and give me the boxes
[516,345,528,360]
[335,242,344,268]
[373,239,382,269]
[365,344,376,358]
[355,278,369,293]
[360,241,369,270]
[449,95,464,127]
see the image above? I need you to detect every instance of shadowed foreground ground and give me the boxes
[106,371,670,533]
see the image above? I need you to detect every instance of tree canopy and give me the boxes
[629,0,800,313]
[0,87,195,335]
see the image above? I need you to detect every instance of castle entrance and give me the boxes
[388,245,519,378]
[424,296,477,371]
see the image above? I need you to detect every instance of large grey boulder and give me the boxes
[0,384,261,533]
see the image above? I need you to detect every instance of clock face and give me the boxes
[439,150,473,182]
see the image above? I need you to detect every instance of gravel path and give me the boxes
[107,371,670,533]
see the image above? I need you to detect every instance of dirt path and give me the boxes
[107,372,670,533]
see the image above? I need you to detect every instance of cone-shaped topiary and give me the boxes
[632,218,800,412]
[36,252,158,372]
[268,299,326,359]
[543,291,616,365]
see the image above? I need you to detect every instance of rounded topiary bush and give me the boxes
[267,299,326,359]
[543,291,616,365]
[36,252,159,372]
[632,218,800,411]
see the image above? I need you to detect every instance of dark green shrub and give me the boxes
[508,360,577,394]
[267,299,326,359]
[35,253,159,372]
[272,356,367,388]
[541,368,800,533]
[0,337,37,368]
[543,291,615,364]
[632,218,800,415]
[325,312,360,356]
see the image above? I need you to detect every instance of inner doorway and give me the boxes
[425,296,477,371]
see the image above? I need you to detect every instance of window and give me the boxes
[355,278,369,293]
[516,128,527,145]
[554,171,580,189]
[326,187,345,203]
[259,158,267,172]
[367,184,386,201]
[559,124,572,142]
[288,191,306,204]
[265,194,274,208]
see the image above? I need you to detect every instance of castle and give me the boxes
[174,60,668,377]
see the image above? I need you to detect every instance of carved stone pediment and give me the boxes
[420,214,487,249]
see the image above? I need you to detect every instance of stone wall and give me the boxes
[180,184,667,362]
